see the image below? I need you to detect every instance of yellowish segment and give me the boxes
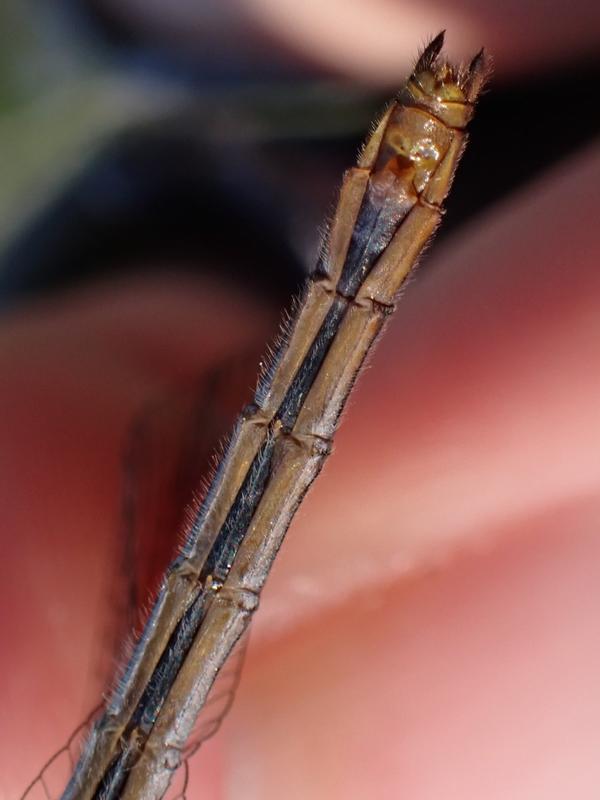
[231,435,325,588]
[357,102,397,169]
[400,77,475,129]
[257,279,334,414]
[294,302,386,439]
[354,125,467,306]
[374,106,453,194]
[323,167,370,281]
[184,414,269,567]
[421,132,465,205]
[356,203,440,305]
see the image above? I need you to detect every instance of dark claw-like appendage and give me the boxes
[414,30,446,74]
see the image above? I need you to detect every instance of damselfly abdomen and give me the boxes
[21,32,489,800]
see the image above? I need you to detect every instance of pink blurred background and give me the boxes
[1,1,599,798]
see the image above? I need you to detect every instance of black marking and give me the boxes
[202,436,275,581]
[276,297,347,430]
[93,437,275,797]
[337,179,412,298]
[132,592,208,733]
[92,746,131,800]
[183,403,261,556]
[137,437,273,718]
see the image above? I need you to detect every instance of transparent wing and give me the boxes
[19,708,101,800]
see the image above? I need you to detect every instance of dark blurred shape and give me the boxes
[0,117,308,308]
[0,2,598,311]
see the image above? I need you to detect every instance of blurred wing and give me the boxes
[101,355,257,687]
[20,355,257,800]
